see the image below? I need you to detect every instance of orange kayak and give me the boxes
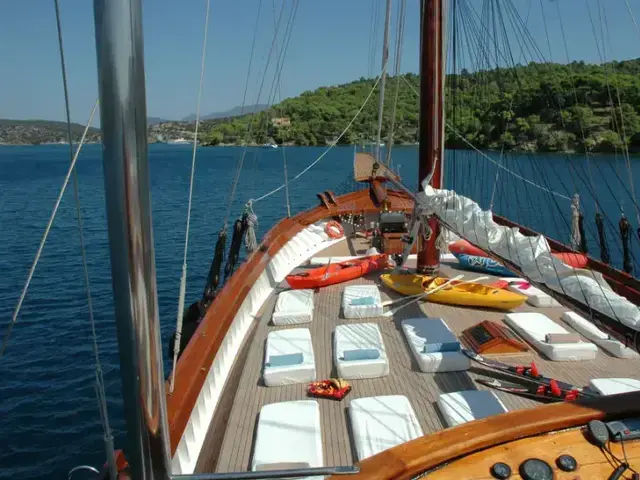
[449,240,588,269]
[286,254,389,289]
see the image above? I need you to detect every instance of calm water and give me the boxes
[0,144,638,478]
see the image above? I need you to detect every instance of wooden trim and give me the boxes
[427,423,640,479]
[165,189,415,453]
[329,391,640,480]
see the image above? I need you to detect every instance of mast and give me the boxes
[417,0,446,274]
[93,0,171,478]
[375,0,392,163]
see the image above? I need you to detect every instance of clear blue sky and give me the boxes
[0,0,639,124]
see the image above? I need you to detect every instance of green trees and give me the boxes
[198,58,640,153]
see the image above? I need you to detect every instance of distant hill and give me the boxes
[182,104,269,123]
[148,116,172,125]
[198,59,640,153]
[0,119,101,145]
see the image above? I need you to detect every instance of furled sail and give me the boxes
[419,180,640,330]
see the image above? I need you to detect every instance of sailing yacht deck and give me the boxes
[195,236,640,474]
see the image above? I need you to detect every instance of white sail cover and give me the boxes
[420,182,640,331]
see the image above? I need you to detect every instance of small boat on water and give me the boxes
[286,254,389,289]
[449,239,589,269]
[380,273,528,310]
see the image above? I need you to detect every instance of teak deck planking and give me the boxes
[195,236,640,474]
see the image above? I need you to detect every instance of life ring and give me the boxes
[325,220,344,239]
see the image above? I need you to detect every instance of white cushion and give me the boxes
[263,328,316,387]
[401,318,470,373]
[504,312,597,361]
[272,289,314,325]
[437,390,508,427]
[349,395,423,461]
[252,400,323,477]
[589,378,640,396]
[502,278,561,307]
[342,285,384,319]
[561,311,639,359]
[334,323,389,379]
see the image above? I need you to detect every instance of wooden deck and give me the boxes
[195,236,640,473]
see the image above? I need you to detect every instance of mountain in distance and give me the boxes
[148,116,172,125]
[181,103,270,123]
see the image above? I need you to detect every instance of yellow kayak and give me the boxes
[380,273,527,310]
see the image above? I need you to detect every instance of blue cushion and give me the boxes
[350,296,376,306]
[423,340,460,353]
[343,348,380,361]
[410,318,461,353]
[267,352,303,367]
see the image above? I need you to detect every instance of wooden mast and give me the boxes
[417,0,446,274]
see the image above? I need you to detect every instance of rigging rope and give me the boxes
[170,0,212,393]
[1,101,98,356]
[224,0,287,227]
[374,0,392,163]
[52,2,114,475]
[252,60,388,204]
[595,212,611,264]
[399,75,571,202]
[384,0,406,167]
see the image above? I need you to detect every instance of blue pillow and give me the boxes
[343,348,380,361]
[350,296,376,306]
[415,318,461,353]
[423,341,460,353]
[267,352,303,367]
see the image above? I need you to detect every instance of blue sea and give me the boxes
[0,144,638,478]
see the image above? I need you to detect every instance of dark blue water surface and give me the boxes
[0,144,638,478]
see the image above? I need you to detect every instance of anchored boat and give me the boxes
[6,0,640,479]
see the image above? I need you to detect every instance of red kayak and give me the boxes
[449,240,588,269]
[448,239,487,257]
[286,254,389,289]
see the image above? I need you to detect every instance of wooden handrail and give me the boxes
[329,391,640,480]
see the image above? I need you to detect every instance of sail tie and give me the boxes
[620,216,633,274]
[244,201,259,254]
[570,194,587,254]
[435,224,448,253]
[225,215,250,280]
[595,212,610,264]
[202,228,228,309]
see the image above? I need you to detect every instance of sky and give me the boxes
[0,0,639,125]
